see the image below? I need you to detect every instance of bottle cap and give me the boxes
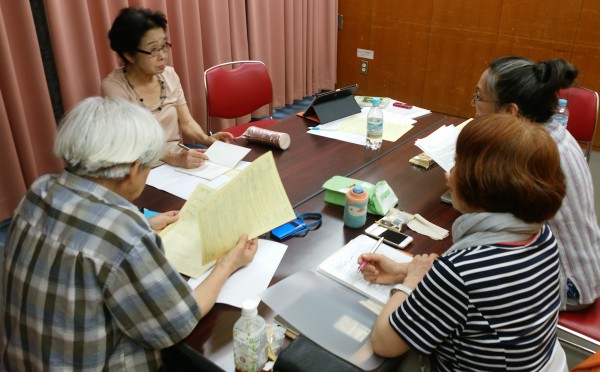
[353,185,363,194]
[241,299,259,316]
[558,98,567,107]
[371,97,381,106]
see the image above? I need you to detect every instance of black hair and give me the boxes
[485,56,578,123]
[108,7,167,64]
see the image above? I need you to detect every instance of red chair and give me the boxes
[557,86,599,162]
[204,60,277,137]
[557,298,600,366]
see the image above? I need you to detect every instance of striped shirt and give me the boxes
[1,171,201,371]
[391,224,561,371]
[545,119,600,308]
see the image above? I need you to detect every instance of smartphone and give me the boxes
[365,223,413,249]
[271,218,306,240]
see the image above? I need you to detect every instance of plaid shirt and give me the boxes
[545,119,600,308]
[1,171,200,371]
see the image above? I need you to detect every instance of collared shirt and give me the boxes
[393,224,561,370]
[1,171,201,371]
[545,119,600,308]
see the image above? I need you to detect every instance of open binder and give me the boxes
[299,84,361,124]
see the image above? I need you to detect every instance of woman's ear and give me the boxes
[504,103,520,116]
[123,51,135,65]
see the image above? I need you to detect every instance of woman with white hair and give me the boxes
[1,97,257,371]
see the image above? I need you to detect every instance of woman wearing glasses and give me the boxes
[472,57,600,312]
[102,7,233,169]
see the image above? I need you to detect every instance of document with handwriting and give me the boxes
[160,152,296,278]
[318,234,413,305]
[175,141,251,180]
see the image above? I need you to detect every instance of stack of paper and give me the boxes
[414,125,459,173]
[414,118,473,173]
[308,107,416,145]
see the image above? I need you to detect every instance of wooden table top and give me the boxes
[134,112,447,211]
[161,114,468,369]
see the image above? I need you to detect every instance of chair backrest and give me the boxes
[204,60,273,134]
[557,86,599,161]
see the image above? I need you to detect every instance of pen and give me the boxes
[178,143,192,151]
[308,126,338,131]
[358,237,384,272]
[393,102,413,109]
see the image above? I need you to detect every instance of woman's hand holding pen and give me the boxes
[170,143,209,168]
[359,253,438,286]
[358,254,409,285]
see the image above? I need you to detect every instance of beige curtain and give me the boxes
[247,0,338,110]
[0,2,62,221]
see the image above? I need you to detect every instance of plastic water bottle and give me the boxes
[554,98,569,128]
[344,185,368,228]
[366,97,383,150]
[233,300,268,372]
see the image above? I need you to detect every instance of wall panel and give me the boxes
[337,0,600,146]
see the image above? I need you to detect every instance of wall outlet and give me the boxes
[360,60,368,75]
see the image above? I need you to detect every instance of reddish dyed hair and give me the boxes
[453,113,565,222]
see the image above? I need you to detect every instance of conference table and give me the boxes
[134,112,465,370]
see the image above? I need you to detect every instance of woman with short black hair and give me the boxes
[102,7,233,169]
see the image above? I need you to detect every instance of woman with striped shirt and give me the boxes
[359,114,568,370]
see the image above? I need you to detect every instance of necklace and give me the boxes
[123,68,166,113]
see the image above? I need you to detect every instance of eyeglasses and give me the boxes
[471,91,498,106]
[136,42,172,57]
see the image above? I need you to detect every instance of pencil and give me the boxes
[178,143,192,151]
[358,237,384,272]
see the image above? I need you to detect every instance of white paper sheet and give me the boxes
[174,141,251,180]
[413,118,473,173]
[414,125,459,173]
[385,100,431,119]
[187,239,288,308]
[146,161,250,200]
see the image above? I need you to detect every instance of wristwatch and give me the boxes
[389,283,413,298]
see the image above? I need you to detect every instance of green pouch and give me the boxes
[322,176,398,216]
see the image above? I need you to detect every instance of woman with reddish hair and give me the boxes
[360,114,568,370]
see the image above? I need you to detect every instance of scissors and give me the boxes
[393,102,413,109]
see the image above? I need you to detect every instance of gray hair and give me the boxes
[54,97,165,179]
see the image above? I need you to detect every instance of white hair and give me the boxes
[54,97,165,179]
